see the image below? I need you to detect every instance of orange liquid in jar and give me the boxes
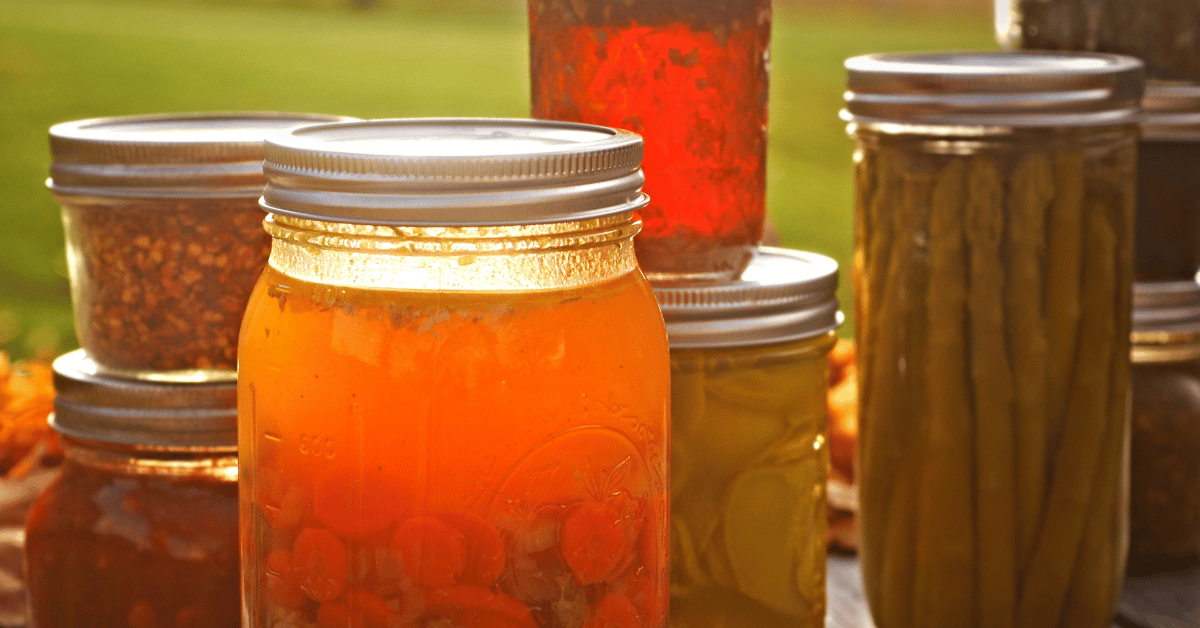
[239,264,670,628]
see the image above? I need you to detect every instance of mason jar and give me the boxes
[996,0,1200,81]
[655,247,841,628]
[844,52,1143,628]
[48,112,351,381]
[529,0,771,282]
[238,119,671,628]
[25,350,240,628]
[1128,280,1200,573]
[1136,84,1200,280]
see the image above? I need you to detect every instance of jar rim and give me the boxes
[654,247,843,348]
[259,118,650,226]
[843,51,1145,128]
[47,111,356,196]
[51,350,237,449]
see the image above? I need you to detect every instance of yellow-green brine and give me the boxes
[654,247,842,628]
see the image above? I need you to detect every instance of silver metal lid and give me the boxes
[51,350,237,449]
[843,51,1145,128]
[1141,83,1200,141]
[259,118,649,226]
[1132,280,1200,363]
[654,247,843,349]
[48,112,355,199]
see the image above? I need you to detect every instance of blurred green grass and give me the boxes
[0,0,993,359]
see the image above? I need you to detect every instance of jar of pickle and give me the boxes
[996,0,1200,81]
[844,52,1143,628]
[655,247,841,628]
[239,119,670,628]
[25,350,240,628]
[529,0,771,282]
[48,112,352,381]
[1136,84,1200,280]
[1128,280,1200,573]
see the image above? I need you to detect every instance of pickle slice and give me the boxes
[722,459,823,617]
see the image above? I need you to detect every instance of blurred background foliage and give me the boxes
[0,0,992,360]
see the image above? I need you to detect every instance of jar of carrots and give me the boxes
[238,119,671,628]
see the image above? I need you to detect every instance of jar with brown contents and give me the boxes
[1135,84,1200,280]
[845,52,1143,628]
[48,112,352,381]
[1128,281,1200,573]
[25,350,239,628]
[997,0,1200,81]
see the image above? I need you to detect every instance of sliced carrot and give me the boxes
[265,547,307,609]
[583,593,640,628]
[293,527,351,603]
[611,567,660,628]
[559,496,641,586]
[424,585,536,628]
[439,512,506,587]
[347,589,394,628]
[312,467,409,539]
[315,589,402,628]
[317,601,354,628]
[392,516,467,587]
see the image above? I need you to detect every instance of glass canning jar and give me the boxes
[655,248,841,628]
[238,119,671,628]
[1135,84,1200,280]
[529,0,771,282]
[48,112,351,381]
[844,52,1143,628]
[25,350,240,628]
[1128,281,1200,573]
[996,0,1200,81]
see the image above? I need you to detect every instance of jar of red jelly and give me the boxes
[239,119,671,628]
[25,350,240,628]
[529,0,771,282]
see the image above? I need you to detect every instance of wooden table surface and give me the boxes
[826,554,1199,628]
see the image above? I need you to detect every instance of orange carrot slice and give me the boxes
[583,593,640,628]
[293,527,351,603]
[392,516,467,587]
[266,547,307,609]
[439,512,506,587]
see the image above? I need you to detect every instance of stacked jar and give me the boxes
[528,4,844,626]
[1002,0,1200,579]
[529,0,771,282]
[655,249,842,628]
[1128,281,1200,574]
[845,52,1142,628]
[27,112,349,627]
[1123,89,1200,576]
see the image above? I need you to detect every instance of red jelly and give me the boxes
[529,0,771,281]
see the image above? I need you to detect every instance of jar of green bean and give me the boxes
[654,247,842,628]
[844,51,1143,628]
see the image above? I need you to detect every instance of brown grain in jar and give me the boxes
[48,112,353,381]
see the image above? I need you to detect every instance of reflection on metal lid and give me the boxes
[654,247,843,348]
